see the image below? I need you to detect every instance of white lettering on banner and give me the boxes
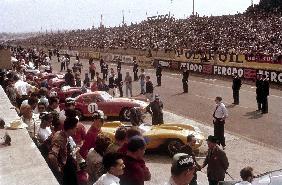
[159,61,170,67]
[214,66,243,77]
[180,63,188,69]
[257,70,282,83]
[188,63,202,72]
[122,56,133,64]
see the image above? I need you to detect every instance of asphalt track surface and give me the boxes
[52,57,282,150]
[56,58,282,148]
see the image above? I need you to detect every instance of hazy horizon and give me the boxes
[0,0,260,33]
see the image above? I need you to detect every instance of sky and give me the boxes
[0,0,260,33]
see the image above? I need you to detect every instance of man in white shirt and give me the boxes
[164,153,196,185]
[213,96,228,149]
[235,167,254,185]
[94,152,125,185]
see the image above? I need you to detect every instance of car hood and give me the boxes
[111,98,148,107]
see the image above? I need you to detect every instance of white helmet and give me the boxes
[92,110,105,120]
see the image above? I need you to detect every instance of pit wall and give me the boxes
[30,46,282,85]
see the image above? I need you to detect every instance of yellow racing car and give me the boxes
[101,121,205,156]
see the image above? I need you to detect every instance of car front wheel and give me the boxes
[167,139,184,157]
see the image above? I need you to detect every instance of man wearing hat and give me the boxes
[146,94,164,125]
[79,110,105,159]
[232,73,242,105]
[201,135,229,185]
[165,153,196,185]
[120,136,151,185]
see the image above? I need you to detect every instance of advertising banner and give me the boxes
[175,50,282,71]
[155,59,282,85]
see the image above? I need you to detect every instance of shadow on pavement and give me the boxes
[244,110,263,119]
[226,104,236,109]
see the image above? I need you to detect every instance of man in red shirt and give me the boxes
[120,136,151,185]
[79,110,105,159]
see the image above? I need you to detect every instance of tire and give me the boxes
[167,139,184,157]
[120,108,131,121]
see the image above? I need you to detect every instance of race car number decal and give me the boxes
[88,103,98,113]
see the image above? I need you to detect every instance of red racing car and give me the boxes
[74,91,148,121]
[50,86,90,103]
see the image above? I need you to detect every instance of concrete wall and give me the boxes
[0,86,59,185]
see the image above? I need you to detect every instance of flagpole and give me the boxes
[193,0,195,15]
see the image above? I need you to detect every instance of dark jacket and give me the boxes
[145,81,153,93]
[203,145,229,181]
[133,63,139,72]
[116,73,123,86]
[156,66,162,76]
[182,70,189,82]
[120,155,151,185]
[232,76,241,90]
[262,79,269,97]
[64,72,75,86]
[108,76,117,88]
[146,100,164,125]
[256,79,263,99]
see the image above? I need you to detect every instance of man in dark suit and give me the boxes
[201,135,229,185]
[182,67,190,93]
[116,70,123,97]
[232,73,242,105]
[261,75,269,114]
[156,64,162,86]
[146,94,164,125]
[133,61,139,81]
[256,74,263,111]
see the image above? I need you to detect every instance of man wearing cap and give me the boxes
[213,96,228,149]
[232,73,242,105]
[146,95,164,125]
[79,110,105,159]
[165,153,196,185]
[201,135,229,185]
[120,136,151,185]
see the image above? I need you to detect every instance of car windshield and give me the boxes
[100,92,113,101]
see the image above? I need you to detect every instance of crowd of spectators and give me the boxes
[8,9,282,57]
